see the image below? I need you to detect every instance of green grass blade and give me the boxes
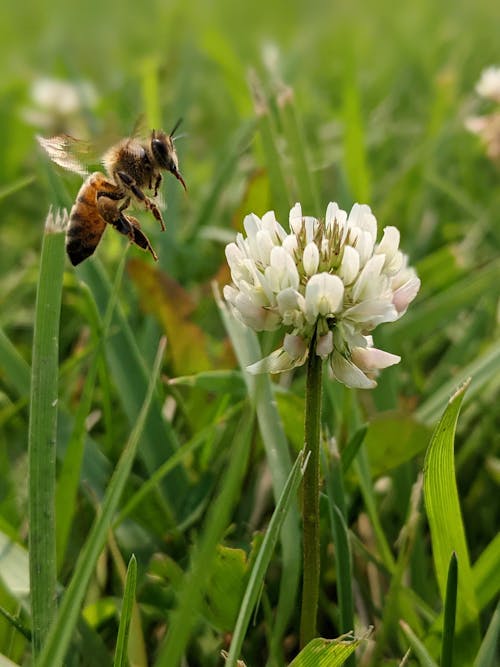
[355,447,395,572]
[472,532,500,610]
[215,285,301,653]
[114,401,243,527]
[423,379,480,663]
[37,338,166,667]
[154,409,253,667]
[77,259,187,512]
[288,634,364,667]
[278,91,320,214]
[323,444,354,663]
[249,70,291,220]
[113,555,137,667]
[341,75,371,203]
[399,621,438,667]
[441,551,458,667]
[416,340,500,426]
[0,328,30,397]
[28,209,67,659]
[473,602,500,667]
[225,450,306,667]
[55,254,127,568]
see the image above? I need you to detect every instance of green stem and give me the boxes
[28,210,66,659]
[300,333,323,648]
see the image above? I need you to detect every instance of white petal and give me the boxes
[289,203,303,235]
[331,352,376,389]
[265,246,300,292]
[338,245,360,285]
[282,234,299,256]
[343,299,398,327]
[233,292,280,331]
[351,254,387,302]
[303,242,320,276]
[243,213,262,239]
[247,344,308,374]
[348,204,377,244]
[305,273,344,323]
[325,201,340,228]
[255,229,275,264]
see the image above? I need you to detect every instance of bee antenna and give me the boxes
[170,117,183,138]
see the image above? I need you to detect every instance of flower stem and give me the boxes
[300,333,323,648]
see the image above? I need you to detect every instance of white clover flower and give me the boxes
[224,202,420,389]
[475,66,500,103]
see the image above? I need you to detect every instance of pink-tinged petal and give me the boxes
[331,352,376,389]
[283,333,308,359]
[351,346,400,371]
[316,331,333,359]
[393,276,421,315]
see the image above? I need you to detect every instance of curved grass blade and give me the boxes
[423,379,480,664]
[225,450,306,667]
[113,555,137,667]
[441,551,458,667]
[28,209,67,659]
[37,338,166,667]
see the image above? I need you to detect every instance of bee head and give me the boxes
[151,126,186,190]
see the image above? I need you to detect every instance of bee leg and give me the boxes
[127,216,158,261]
[109,211,158,262]
[116,170,165,231]
[153,173,162,197]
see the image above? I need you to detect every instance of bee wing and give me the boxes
[36,134,91,177]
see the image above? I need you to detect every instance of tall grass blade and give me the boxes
[113,555,137,667]
[225,450,306,667]
[28,209,67,659]
[37,338,166,667]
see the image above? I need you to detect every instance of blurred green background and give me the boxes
[1,0,499,663]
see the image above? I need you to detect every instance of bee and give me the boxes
[37,120,186,265]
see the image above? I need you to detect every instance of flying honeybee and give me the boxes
[37,120,186,265]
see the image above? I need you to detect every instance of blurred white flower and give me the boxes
[224,202,420,389]
[23,76,98,132]
[466,66,500,163]
[475,66,500,103]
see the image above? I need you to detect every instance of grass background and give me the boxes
[0,0,499,665]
